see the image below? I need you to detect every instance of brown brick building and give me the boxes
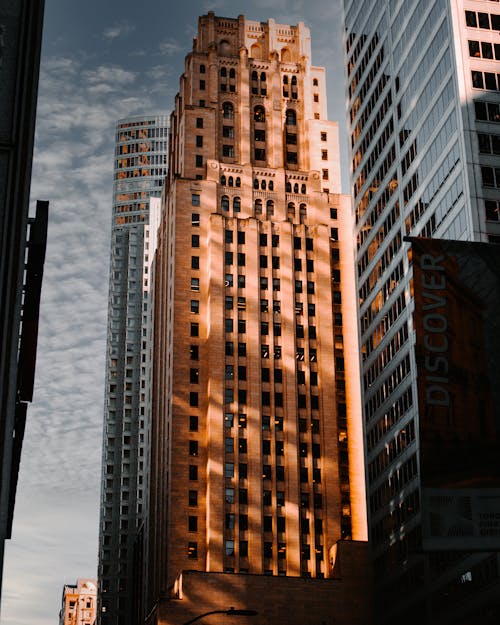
[142,13,370,625]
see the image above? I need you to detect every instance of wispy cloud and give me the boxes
[159,37,183,56]
[102,21,135,41]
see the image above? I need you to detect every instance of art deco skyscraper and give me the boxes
[142,13,369,625]
[98,115,168,625]
[343,1,500,623]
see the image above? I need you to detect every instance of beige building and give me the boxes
[142,13,369,625]
[59,579,97,625]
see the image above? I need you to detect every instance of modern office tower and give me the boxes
[98,115,168,625]
[59,579,97,625]
[142,13,369,625]
[343,0,500,623]
[0,0,46,602]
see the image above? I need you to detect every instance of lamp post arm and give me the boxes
[182,610,227,625]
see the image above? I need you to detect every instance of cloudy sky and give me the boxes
[1,1,346,623]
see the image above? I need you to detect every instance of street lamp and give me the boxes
[182,607,258,625]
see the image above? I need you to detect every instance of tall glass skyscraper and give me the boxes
[343,1,500,623]
[98,115,168,625]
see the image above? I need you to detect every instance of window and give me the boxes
[190,300,199,314]
[322,168,329,180]
[189,416,198,431]
[188,542,198,558]
[263,490,272,506]
[254,106,265,122]
[238,413,247,428]
[189,465,198,480]
[225,437,234,453]
[189,392,198,407]
[223,102,234,119]
[195,155,203,167]
[237,230,245,244]
[237,275,245,288]
[189,490,198,506]
[239,438,247,454]
[191,234,200,247]
[223,145,235,157]
[321,131,327,141]
[225,488,234,503]
[225,251,233,265]
[190,368,199,384]
[237,253,246,266]
[225,318,233,333]
[286,109,297,125]
[196,135,203,147]
[192,213,200,227]
[321,150,328,160]
[225,462,234,478]
[273,278,280,291]
[255,148,266,161]
[223,125,234,138]
[225,341,234,356]
[225,296,234,310]
[314,93,319,102]
[191,277,199,292]
[192,193,200,206]
[238,319,246,334]
[188,516,197,532]
[190,322,199,337]
[196,117,203,128]
[191,256,199,269]
[238,342,246,357]
[190,345,199,360]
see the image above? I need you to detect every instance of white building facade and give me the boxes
[97,115,168,625]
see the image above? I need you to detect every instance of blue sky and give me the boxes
[1,1,346,623]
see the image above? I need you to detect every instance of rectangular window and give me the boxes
[190,300,199,314]
[255,148,266,160]
[196,135,203,147]
[192,234,200,247]
[237,253,246,266]
[223,145,235,157]
[225,341,234,356]
[196,117,203,128]
[189,392,198,407]
[225,462,234,478]
[222,125,234,138]
[238,319,246,334]
[190,345,199,360]
[238,342,247,357]
[321,131,327,141]
[237,275,245,288]
[188,542,198,558]
[195,155,203,167]
[191,193,200,206]
[190,368,199,384]
[199,80,206,90]
[189,465,198,480]
[188,490,198,506]
[189,415,198,431]
[225,488,234,503]
[237,230,245,244]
